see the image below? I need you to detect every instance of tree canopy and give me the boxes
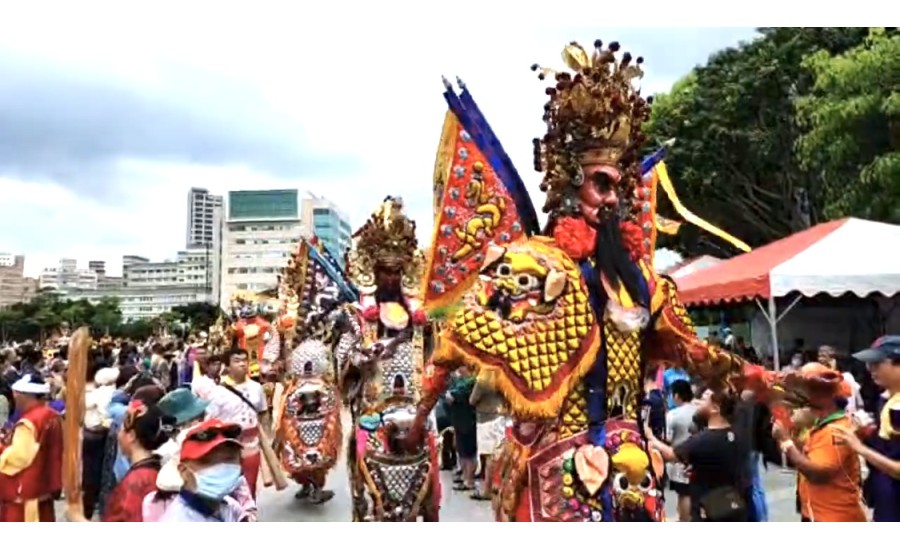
[795,28,900,223]
[0,294,221,344]
[644,27,897,258]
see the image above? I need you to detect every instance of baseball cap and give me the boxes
[180,418,242,462]
[852,335,900,363]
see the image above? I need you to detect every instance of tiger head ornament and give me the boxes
[431,237,600,419]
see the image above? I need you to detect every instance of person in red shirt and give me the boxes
[102,400,173,521]
[0,373,63,522]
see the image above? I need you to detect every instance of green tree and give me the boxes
[91,296,123,336]
[152,311,180,336]
[0,308,24,342]
[645,27,869,257]
[795,28,900,223]
[32,300,60,345]
[170,302,219,332]
[118,319,153,341]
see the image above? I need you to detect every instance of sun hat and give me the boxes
[157,388,210,426]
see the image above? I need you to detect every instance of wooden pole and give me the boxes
[62,327,91,522]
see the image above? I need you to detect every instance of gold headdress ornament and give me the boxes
[347,197,420,289]
[532,40,652,215]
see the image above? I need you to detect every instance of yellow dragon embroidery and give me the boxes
[452,162,507,262]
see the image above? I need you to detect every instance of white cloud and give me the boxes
[0,3,757,276]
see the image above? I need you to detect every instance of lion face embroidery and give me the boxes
[439,237,600,418]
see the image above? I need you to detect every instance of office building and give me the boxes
[300,193,352,267]
[122,250,215,293]
[67,250,217,321]
[38,258,99,295]
[72,286,212,322]
[186,187,223,249]
[0,253,38,308]
[220,189,307,304]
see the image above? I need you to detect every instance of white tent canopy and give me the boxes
[770,218,900,298]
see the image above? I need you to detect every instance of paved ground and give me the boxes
[259,461,800,522]
[61,413,801,522]
[259,416,801,522]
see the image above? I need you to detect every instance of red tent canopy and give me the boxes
[674,219,846,306]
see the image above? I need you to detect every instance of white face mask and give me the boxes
[191,463,242,501]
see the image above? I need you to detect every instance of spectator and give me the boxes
[102,401,171,521]
[664,380,697,521]
[662,363,691,410]
[642,366,666,440]
[832,337,900,522]
[646,387,748,522]
[772,363,867,522]
[469,373,505,501]
[147,419,248,522]
[447,366,477,492]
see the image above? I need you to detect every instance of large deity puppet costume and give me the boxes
[227,292,276,381]
[410,40,764,522]
[335,197,439,522]
[271,237,357,505]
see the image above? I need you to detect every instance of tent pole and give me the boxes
[768,296,780,371]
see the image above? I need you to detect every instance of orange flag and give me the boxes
[422,112,526,312]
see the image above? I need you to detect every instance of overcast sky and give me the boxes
[0,3,758,276]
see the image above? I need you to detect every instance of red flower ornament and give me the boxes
[361,305,380,322]
[552,217,596,261]
[412,309,429,326]
[618,220,644,262]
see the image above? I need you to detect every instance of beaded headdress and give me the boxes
[346,197,422,293]
[531,40,652,216]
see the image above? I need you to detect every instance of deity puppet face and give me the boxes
[576,159,622,227]
[374,262,404,299]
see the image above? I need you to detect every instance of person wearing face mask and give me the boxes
[102,401,172,521]
[144,389,258,522]
[149,419,248,522]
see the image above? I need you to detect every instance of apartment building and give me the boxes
[0,253,38,308]
[186,187,223,249]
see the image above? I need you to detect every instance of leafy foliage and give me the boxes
[795,28,900,223]
[645,27,872,258]
[0,293,218,343]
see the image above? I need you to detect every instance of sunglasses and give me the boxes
[187,425,242,442]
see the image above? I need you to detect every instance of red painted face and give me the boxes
[577,163,621,226]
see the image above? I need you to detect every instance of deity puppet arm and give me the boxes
[649,276,765,388]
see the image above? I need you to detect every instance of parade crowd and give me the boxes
[1,331,899,523]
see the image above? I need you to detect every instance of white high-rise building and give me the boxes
[220,189,308,305]
[186,187,223,249]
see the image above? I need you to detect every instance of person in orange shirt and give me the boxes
[773,363,867,522]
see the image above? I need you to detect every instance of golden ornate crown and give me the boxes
[349,197,418,278]
[532,40,652,215]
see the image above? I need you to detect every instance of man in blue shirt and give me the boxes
[835,336,900,522]
[663,364,691,410]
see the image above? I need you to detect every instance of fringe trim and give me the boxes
[431,325,601,420]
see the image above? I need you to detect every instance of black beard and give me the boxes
[374,285,404,304]
[593,215,645,308]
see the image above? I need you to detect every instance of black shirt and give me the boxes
[675,427,745,521]
[643,389,667,440]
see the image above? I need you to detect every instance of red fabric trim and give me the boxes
[674,219,847,305]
